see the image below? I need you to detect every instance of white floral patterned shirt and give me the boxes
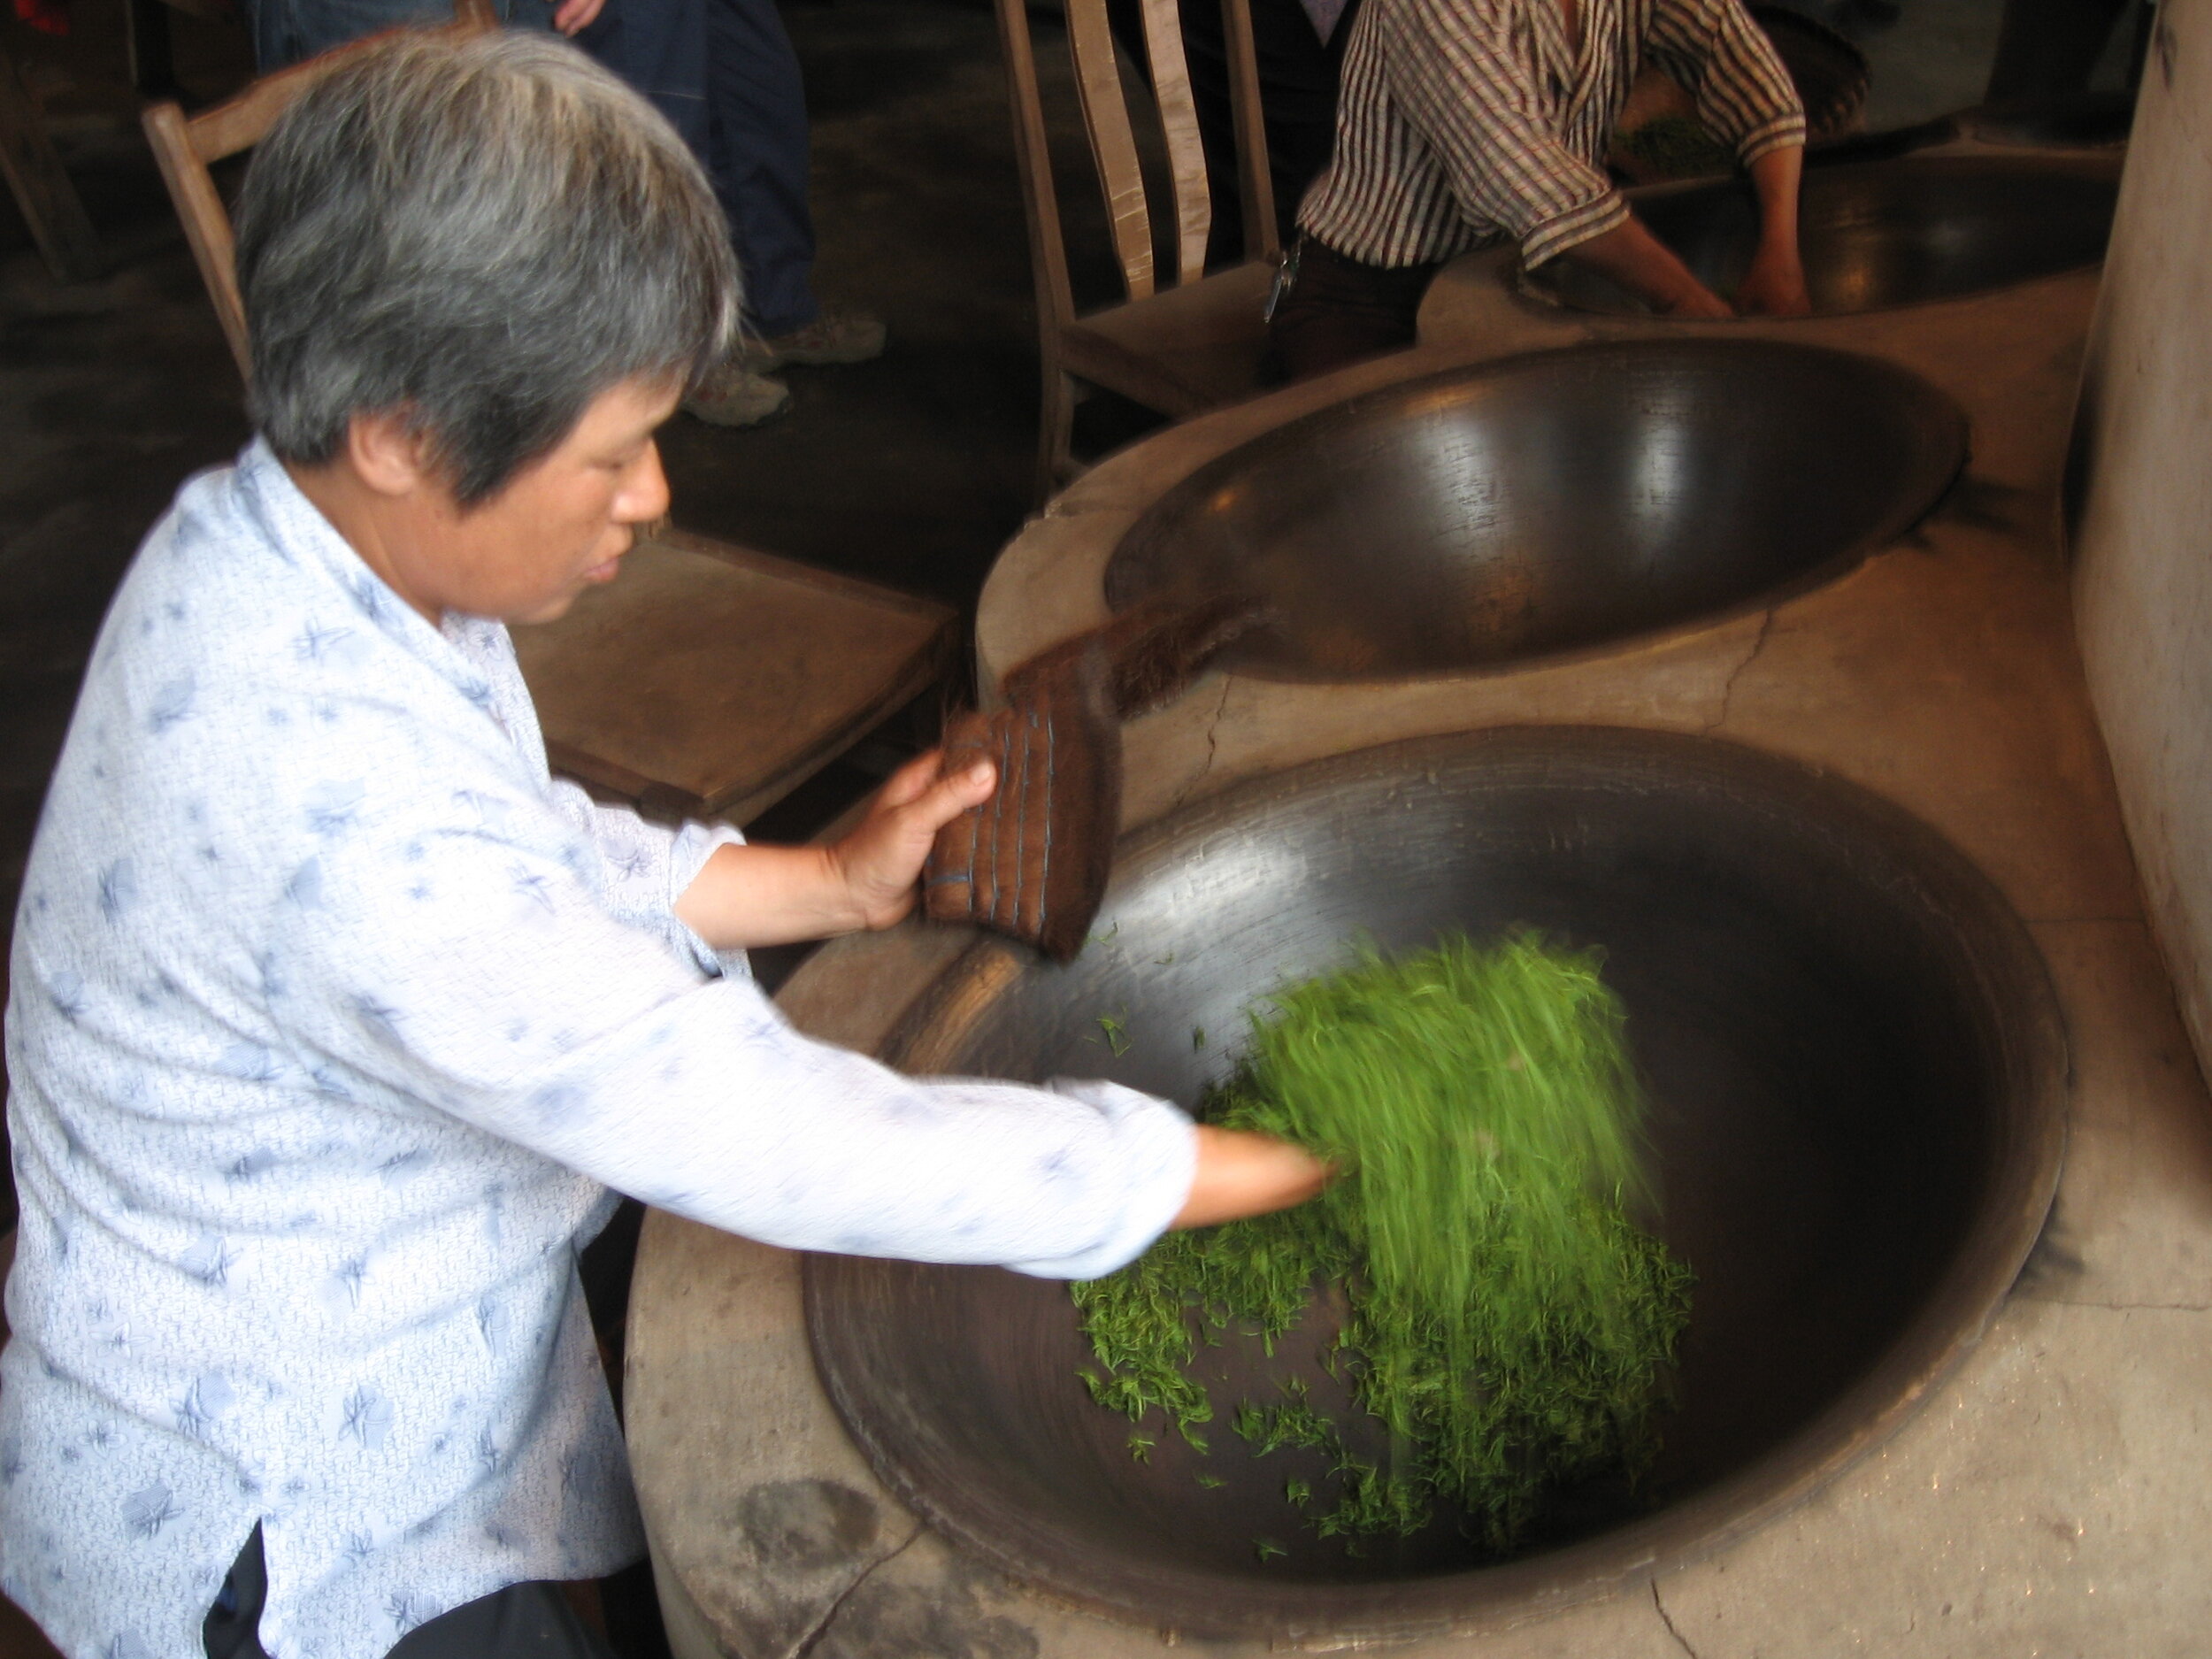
[0,442,1196,1659]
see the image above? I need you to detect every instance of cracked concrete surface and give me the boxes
[1651,1581,1700,1658]
[1164,676,1235,813]
[787,1530,925,1658]
[1700,609,1777,735]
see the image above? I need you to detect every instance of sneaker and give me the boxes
[737,310,887,373]
[682,362,793,427]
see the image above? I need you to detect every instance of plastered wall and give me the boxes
[2070,0,2212,1069]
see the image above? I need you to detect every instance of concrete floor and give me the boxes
[0,0,2108,1651]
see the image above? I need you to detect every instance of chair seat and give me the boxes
[1062,258,1278,418]
[511,530,957,824]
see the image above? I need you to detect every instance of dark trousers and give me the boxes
[204,1528,618,1659]
[240,0,554,73]
[1264,234,1440,381]
[580,0,819,334]
[1105,0,1361,267]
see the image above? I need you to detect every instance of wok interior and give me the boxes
[1532,153,2120,317]
[810,732,2056,1633]
[1103,342,1964,680]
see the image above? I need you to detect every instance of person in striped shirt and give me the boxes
[1271,0,1810,378]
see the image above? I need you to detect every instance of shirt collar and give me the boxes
[232,436,511,703]
[1528,0,1610,119]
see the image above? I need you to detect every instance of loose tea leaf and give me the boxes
[1074,933,1692,1551]
[1094,1012,1133,1056]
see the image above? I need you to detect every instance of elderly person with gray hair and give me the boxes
[0,34,1324,1659]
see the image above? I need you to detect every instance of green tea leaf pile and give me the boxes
[1073,933,1692,1551]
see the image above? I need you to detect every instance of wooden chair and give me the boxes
[997,0,1280,500]
[140,12,958,828]
[1,47,103,281]
[142,0,503,374]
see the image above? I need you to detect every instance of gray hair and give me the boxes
[235,30,739,505]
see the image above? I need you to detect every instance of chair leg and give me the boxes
[1034,367,1077,508]
[0,51,102,282]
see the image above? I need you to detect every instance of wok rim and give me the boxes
[1519,150,2125,320]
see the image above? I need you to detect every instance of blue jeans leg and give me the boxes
[242,0,552,72]
[578,0,816,335]
[577,0,711,157]
[704,0,818,336]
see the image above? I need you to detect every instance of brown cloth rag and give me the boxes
[924,596,1264,960]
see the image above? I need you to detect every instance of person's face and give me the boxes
[389,376,680,626]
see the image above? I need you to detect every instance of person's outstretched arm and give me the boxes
[1176,1126,1333,1226]
[1370,0,1734,315]
[1734,142,1810,316]
[667,749,1333,1229]
[266,703,1328,1274]
[1643,0,1810,315]
[1558,215,1736,317]
[673,749,996,948]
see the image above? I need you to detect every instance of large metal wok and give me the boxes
[807,727,2066,1647]
[1102,341,1966,681]
[1530,152,2120,317]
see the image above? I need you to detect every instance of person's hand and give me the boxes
[1657,282,1737,321]
[1563,216,1735,320]
[552,0,604,34]
[826,749,997,932]
[1171,1125,1332,1227]
[1738,143,1809,318]
[1734,242,1812,318]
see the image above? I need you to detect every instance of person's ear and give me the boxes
[345,410,442,500]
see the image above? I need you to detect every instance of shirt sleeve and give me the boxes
[1382,0,1631,267]
[1643,0,1807,165]
[540,778,746,974]
[263,735,1196,1282]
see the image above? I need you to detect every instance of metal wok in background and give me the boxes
[1105,340,1966,681]
[1529,152,2122,318]
[807,727,2067,1647]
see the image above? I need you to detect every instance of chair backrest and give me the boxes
[142,0,499,380]
[995,0,1276,337]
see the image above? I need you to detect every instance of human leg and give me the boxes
[241,0,554,72]
[384,1579,617,1659]
[705,0,819,336]
[1263,234,1438,380]
[205,1528,619,1659]
[575,0,710,153]
[584,0,874,409]
[577,0,795,423]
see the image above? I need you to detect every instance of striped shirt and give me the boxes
[1300,0,1806,269]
